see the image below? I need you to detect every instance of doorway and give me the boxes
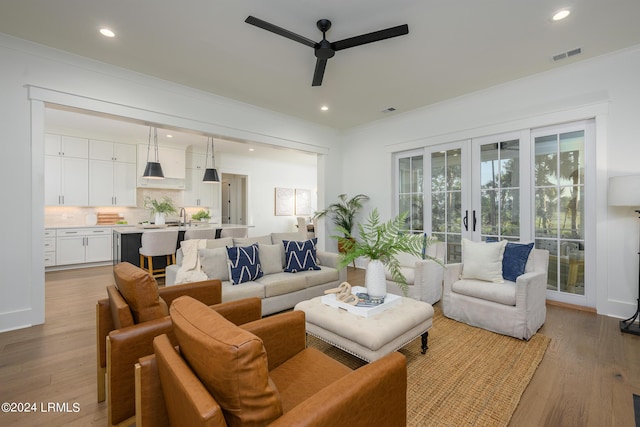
[221,173,248,225]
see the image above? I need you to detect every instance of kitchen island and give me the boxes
[112,224,248,268]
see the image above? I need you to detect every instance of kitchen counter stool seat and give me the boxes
[139,230,179,278]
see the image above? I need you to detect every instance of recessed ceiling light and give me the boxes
[552,9,570,21]
[249,148,255,152]
[320,105,329,111]
[166,134,173,138]
[99,27,115,38]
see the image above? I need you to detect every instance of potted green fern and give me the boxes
[313,193,369,252]
[336,209,439,298]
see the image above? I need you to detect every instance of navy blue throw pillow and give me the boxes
[283,238,321,273]
[486,238,534,282]
[502,242,534,281]
[226,244,263,285]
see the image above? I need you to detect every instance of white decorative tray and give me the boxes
[321,286,402,318]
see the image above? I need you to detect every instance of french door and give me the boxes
[423,131,529,262]
[395,120,594,306]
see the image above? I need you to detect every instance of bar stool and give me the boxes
[139,230,179,279]
[184,228,216,240]
[219,227,248,238]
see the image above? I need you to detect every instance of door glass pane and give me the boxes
[431,148,462,262]
[411,194,424,231]
[500,189,520,238]
[399,195,411,223]
[399,157,411,193]
[535,130,585,296]
[431,152,445,192]
[480,189,498,235]
[481,144,499,188]
[447,191,462,233]
[431,192,445,232]
[447,149,462,191]
[479,139,520,240]
[412,156,424,193]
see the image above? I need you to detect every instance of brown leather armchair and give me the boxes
[135,296,408,427]
[96,262,262,426]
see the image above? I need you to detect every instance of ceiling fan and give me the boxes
[245,16,409,86]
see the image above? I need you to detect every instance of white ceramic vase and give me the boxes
[365,259,387,298]
[154,212,166,225]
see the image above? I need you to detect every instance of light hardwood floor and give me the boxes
[1,265,639,426]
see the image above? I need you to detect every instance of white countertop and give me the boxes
[112,224,248,234]
[45,224,134,230]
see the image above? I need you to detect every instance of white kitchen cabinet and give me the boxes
[44,229,56,267]
[45,134,89,206]
[45,134,88,158]
[55,228,112,265]
[89,139,137,206]
[187,151,207,170]
[45,155,89,206]
[89,139,137,163]
[185,151,217,207]
[89,159,137,206]
[184,167,218,208]
[137,144,186,189]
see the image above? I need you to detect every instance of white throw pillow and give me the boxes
[460,238,507,283]
[258,244,284,275]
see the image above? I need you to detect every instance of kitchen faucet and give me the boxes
[179,207,187,227]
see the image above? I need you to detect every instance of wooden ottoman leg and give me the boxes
[421,331,429,354]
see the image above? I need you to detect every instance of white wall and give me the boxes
[341,45,640,319]
[0,33,340,332]
[217,149,318,237]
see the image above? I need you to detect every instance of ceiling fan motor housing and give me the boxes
[315,39,335,59]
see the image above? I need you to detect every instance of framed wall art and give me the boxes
[295,188,312,216]
[274,187,295,216]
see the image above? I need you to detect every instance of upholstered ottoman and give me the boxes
[294,295,434,362]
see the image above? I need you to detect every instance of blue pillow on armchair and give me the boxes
[283,238,321,273]
[502,242,534,282]
[226,244,263,285]
[486,238,534,282]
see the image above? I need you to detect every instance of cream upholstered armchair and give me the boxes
[385,241,446,304]
[442,239,549,340]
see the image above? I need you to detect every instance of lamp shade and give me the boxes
[142,161,164,179]
[202,168,219,182]
[608,175,640,206]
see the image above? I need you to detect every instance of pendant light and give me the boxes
[203,136,220,182]
[142,126,164,179]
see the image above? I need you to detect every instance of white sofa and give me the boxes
[384,242,446,304]
[166,232,347,316]
[442,247,549,340]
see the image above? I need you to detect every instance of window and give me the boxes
[534,127,587,295]
[397,152,424,233]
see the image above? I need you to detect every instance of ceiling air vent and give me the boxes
[553,47,582,62]
[381,107,397,113]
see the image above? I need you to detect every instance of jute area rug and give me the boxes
[306,307,550,427]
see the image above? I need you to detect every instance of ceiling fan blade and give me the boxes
[332,24,409,51]
[312,58,327,86]
[245,16,316,48]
